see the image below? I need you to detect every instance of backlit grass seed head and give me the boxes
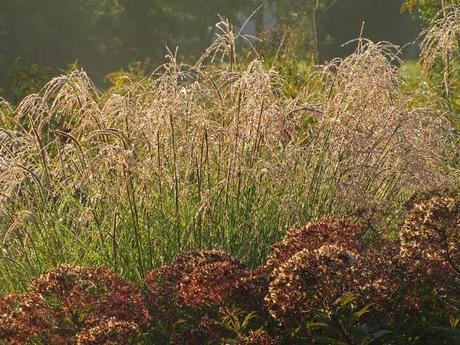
[314,39,451,215]
[420,5,460,74]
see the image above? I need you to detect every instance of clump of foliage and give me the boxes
[404,0,459,21]
[6,59,55,105]
[1,195,459,344]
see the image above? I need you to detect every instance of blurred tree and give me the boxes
[265,0,335,63]
[320,0,420,60]
[6,59,55,104]
[0,0,123,96]
[117,0,249,61]
[0,0,249,98]
[403,0,459,20]
[264,0,419,63]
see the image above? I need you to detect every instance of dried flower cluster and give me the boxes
[265,202,459,326]
[353,240,403,312]
[0,293,24,342]
[179,260,247,306]
[266,217,363,271]
[236,330,279,345]
[145,250,245,322]
[267,244,360,325]
[142,249,275,343]
[0,265,150,344]
[76,319,139,345]
[227,267,270,313]
[400,193,460,276]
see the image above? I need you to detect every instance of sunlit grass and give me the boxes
[0,24,454,292]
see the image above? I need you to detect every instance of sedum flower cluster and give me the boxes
[0,265,150,344]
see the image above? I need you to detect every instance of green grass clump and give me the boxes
[0,23,455,291]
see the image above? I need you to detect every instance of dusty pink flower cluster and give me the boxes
[0,293,24,343]
[144,250,245,325]
[144,249,266,320]
[179,260,247,306]
[143,249,273,344]
[353,241,402,312]
[265,218,380,325]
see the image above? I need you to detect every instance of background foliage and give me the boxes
[0,0,420,101]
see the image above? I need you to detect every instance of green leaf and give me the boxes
[338,293,357,307]
[241,311,257,330]
[449,316,460,328]
[307,321,331,330]
[312,336,348,345]
[360,330,394,345]
[414,326,460,345]
[352,304,372,321]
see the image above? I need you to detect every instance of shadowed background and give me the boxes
[0,0,420,100]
